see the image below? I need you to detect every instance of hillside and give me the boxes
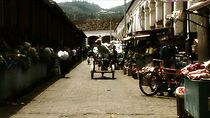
[57,1,131,31]
[58,1,101,20]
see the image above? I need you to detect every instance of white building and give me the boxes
[115,0,210,62]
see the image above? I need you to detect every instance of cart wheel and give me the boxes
[91,72,94,79]
[139,71,160,96]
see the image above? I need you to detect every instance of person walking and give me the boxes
[57,49,69,77]
[111,45,118,68]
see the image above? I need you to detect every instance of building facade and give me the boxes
[115,0,210,62]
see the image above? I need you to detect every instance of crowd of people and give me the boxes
[0,42,40,73]
[0,41,88,78]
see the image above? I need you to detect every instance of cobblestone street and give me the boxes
[0,60,177,118]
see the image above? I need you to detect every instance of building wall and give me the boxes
[115,0,190,37]
[0,0,86,49]
[115,0,210,62]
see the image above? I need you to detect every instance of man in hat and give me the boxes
[95,37,111,58]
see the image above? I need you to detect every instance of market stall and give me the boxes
[123,28,171,78]
[180,60,210,118]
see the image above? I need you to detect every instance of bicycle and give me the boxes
[139,59,184,96]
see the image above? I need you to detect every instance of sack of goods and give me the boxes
[57,50,69,60]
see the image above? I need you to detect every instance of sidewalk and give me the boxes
[0,60,178,118]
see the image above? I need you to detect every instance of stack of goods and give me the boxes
[57,50,69,60]
[180,61,210,80]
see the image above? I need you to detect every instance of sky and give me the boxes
[53,0,132,9]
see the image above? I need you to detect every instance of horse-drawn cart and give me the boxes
[90,56,115,79]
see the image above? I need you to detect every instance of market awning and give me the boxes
[123,36,132,41]
[134,28,170,39]
[134,28,169,35]
[187,0,210,11]
[134,34,150,40]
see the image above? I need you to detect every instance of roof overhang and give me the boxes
[134,34,150,40]
[134,28,169,36]
[187,0,210,11]
[184,0,210,29]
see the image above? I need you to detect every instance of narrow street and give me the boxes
[0,60,177,118]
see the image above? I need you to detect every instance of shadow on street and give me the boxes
[0,62,81,118]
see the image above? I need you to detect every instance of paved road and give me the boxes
[0,60,178,118]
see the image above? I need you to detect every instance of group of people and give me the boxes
[56,47,88,77]
[0,42,40,72]
[0,39,88,79]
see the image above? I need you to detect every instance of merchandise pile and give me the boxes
[180,60,210,80]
